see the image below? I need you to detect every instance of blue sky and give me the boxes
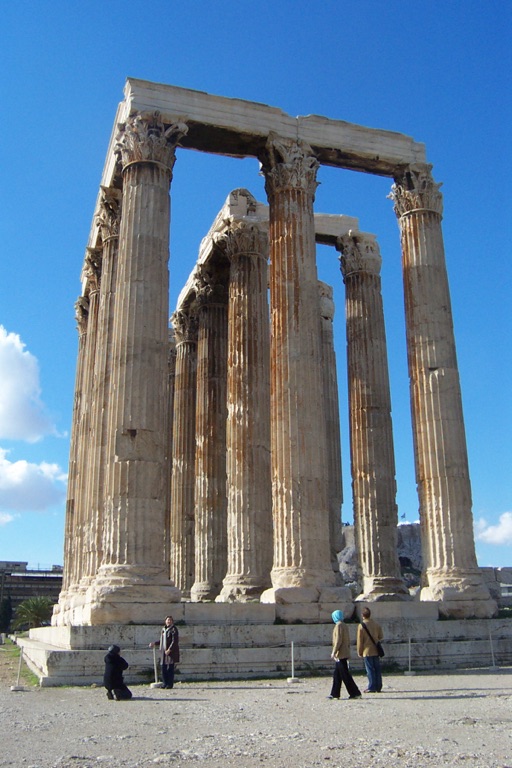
[0,1,510,571]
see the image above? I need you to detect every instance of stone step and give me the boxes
[16,616,512,687]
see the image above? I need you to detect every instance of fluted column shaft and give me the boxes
[70,262,100,594]
[164,330,177,574]
[261,135,335,598]
[391,164,495,617]
[88,114,187,622]
[169,310,198,595]
[338,232,408,600]
[78,249,102,585]
[54,298,88,620]
[318,282,343,580]
[191,268,229,601]
[217,223,272,601]
[80,188,122,591]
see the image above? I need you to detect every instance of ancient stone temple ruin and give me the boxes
[53,79,496,629]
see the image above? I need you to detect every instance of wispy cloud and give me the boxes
[475,512,512,546]
[0,511,16,526]
[0,325,57,442]
[0,448,67,514]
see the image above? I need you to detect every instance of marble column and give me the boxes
[87,113,187,623]
[217,222,273,602]
[318,282,344,582]
[191,266,229,602]
[52,296,89,624]
[164,329,177,575]
[77,248,102,587]
[338,232,409,600]
[259,135,339,602]
[169,309,198,595]
[390,164,496,618]
[81,188,122,591]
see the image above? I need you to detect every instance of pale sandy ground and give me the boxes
[1,665,512,768]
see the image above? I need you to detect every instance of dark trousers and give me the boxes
[330,659,361,698]
[162,662,175,688]
[106,684,132,700]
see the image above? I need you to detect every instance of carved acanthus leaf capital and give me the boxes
[96,186,122,241]
[115,112,188,174]
[168,328,177,367]
[215,221,269,263]
[75,296,89,333]
[260,134,319,200]
[193,266,228,309]
[318,281,335,322]
[170,310,198,345]
[389,163,443,219]
[84,247,102,291]
[337,231,382,279]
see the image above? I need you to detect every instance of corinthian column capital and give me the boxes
[83,247,103,291]
[193,266,229,309]
[115,112,188,173]
[390,163,443,219]
[171,309,199,345]
[216,221,268,262]
[260,134,319,200]
[96,186,122,242]
[337,231,382,279]
[75,296,89,334]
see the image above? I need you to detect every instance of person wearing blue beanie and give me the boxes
[328,609,361,700]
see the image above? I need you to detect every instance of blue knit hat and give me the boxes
[332,610,344,623]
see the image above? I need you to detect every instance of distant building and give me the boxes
[0,562,63,614]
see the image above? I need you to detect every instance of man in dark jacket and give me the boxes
[149,615,180,689]
[103,645,132,700]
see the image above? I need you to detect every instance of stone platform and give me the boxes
[14,602,512,686]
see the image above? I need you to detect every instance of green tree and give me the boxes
[12,596,54,630]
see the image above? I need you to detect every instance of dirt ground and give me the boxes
[1,646,511,768]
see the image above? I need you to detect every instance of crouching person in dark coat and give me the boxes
[103,645,132,700]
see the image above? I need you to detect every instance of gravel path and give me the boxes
[1,666,512,768]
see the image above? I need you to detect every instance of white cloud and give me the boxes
[0,325,57,442]
[0,448,67,513]
[475,512,512,546]
[0,511,15,526]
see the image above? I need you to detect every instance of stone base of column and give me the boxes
[190,582,221,602]
[75,565,182,624]
[357,576,412,602]
[216,576,270,603]
[421,568,498,619]
[260,583,353,605]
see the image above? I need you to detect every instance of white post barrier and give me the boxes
[287,640,299,683]
[489,625,497,670]
[404,636,416,676]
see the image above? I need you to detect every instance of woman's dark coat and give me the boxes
[103,650,129,689]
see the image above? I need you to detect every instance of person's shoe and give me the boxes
[106,690,114,700]
[349,694,362,699]
[364,688,377,693]
[327,695,339,699]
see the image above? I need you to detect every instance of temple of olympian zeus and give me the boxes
[53,78,496,630]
